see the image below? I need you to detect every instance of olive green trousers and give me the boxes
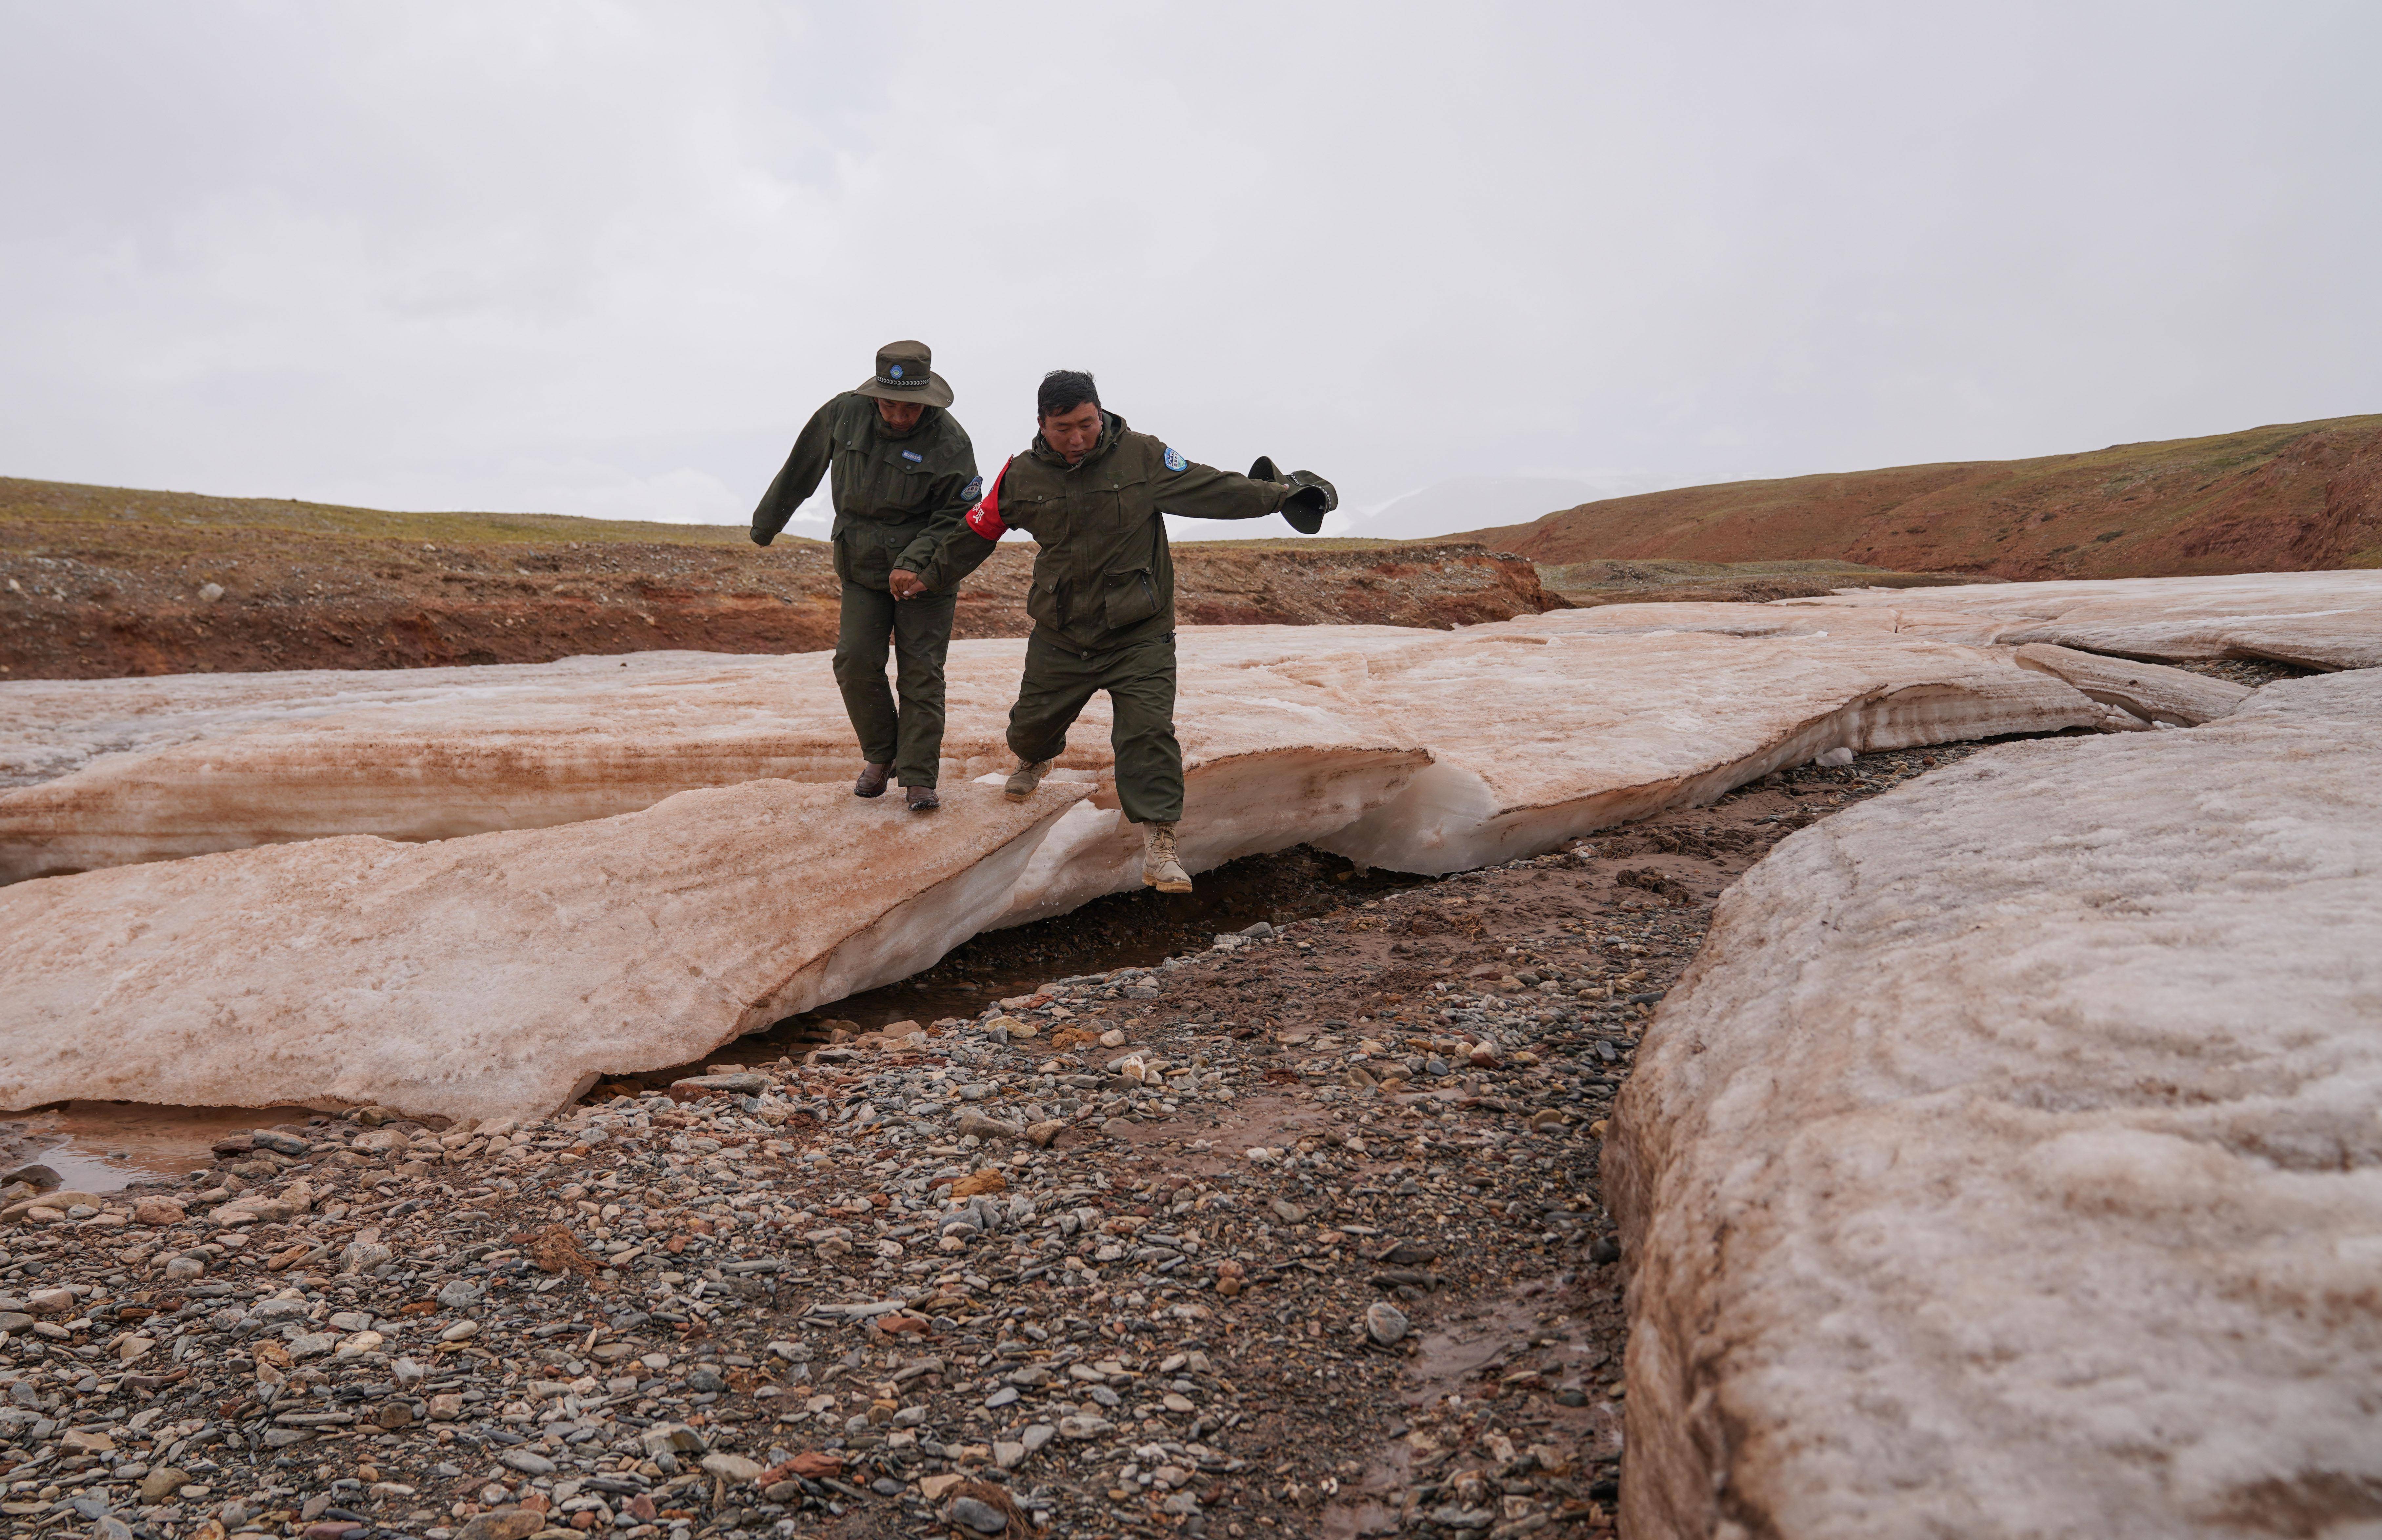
[1007,631,1182,825]
[832,580,955,787]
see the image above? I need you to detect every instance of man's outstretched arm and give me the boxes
[751,401,836,546]
[1156,450,1337,533]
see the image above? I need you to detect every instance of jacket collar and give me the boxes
[1030,410,1127,470]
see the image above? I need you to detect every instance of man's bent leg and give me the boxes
[889,589,956,788]
[1007,631,1104,768]
[1104,637,1185,826]
[832,580,900,767]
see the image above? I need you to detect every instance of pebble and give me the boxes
[455,1514,544,1540]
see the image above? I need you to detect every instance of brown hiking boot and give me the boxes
[854,762,891,799]
[1003,758,1055,801]
[1142,821,1192,893]
[906,785,939,813]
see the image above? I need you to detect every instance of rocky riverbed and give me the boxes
[0,749,1973,1540]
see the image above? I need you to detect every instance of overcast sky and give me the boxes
[3,3,2376,542]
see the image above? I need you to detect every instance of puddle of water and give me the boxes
[4,1101,319,1193]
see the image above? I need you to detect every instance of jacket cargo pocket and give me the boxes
[1027,579,1067,632]
[1104,568,1163,630]
[833,515,925,589]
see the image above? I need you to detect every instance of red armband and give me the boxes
[965,459,1011,540]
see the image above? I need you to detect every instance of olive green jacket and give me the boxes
[750,392,980,591]
[917,411,1300,653]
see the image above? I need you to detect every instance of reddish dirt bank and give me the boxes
[1457,413,2382,581]
[0,479,1563,681]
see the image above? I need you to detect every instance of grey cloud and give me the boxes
[1,2,2375,542]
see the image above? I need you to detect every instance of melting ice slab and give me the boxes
[0,620,2109,886]
[0,631,1432,886]
[1542,570,2382,672]
[1606,670,2382,1540]
[0,781,1088,1123]
[1774,569,2382,670]
[1311,627,2100,874]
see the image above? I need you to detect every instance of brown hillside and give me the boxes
[1458,415,2382,580]
[0,477,1562,680]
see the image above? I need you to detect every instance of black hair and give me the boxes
[1037,369,1100,420]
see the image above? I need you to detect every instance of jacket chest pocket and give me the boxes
[1076,474,1146,532]
[838,443,934,517]
[1102,567,1163,630]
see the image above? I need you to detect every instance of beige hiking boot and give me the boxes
[1003,758,1055,801]
[1142,821,1193,893]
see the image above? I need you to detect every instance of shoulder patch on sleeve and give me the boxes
[960,475,983,502]
[1163,446,1188,472]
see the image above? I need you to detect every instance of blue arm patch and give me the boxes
[959,475,983,502]
[1163,446,1187,472]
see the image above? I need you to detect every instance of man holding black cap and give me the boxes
[751,340,979,812]
[896,368,1335,890]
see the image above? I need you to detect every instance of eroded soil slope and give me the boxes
[1459,413,2382,582]
[0,481,1561,680]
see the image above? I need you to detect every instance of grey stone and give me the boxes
[455,1515,545,1540]
[672,1073,768,1095]
[699,1452,764,1482]
[641,1422,706,1456]
[499,1448,556,1476]
[954,1109,1023,1141]
[1366,1301,1410,1346]
[437,1279,483,1309]
[339,1241,392,1274]
[950,1494,1010,1533]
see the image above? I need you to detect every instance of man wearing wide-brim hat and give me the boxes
[751,340,980,812]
